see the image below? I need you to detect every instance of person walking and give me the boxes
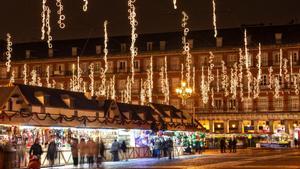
[167,138,174,159]
[110,140,120,161]
[87,138,95,167]
[220,138,226,153]
[46,136,57,167]
[99,139,105,160]
[78,138,86,165]
[29,138,43,159]
[228,139,233,153]
[120,140,128,161]
[154,139,161,159]
[232,138,237,153]
[71,138,79,167]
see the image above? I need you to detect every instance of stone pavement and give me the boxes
[42,148,300,169]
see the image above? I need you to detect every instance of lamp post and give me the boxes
[175,81,193,105]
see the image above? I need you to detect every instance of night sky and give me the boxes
[0,0,299,43]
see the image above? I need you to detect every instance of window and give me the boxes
[260,74,268,87]
[171,57,180,71]
[227,54,237,65]
[48,48,53,57]
[289,97,299,111]
[257,97,268,111]
[187,39,193,49]
[94,62,101,73]
[117,60,127,72]
[214,99,222,110]
[199,55,208,66]
[272,51,280,65]
[246,54,253,67]
[146,42,153,51]
[134,60,140,72]
[289,51,299,65]
[228,99,237,110]
[96,45,102,55]
[0,67,7,79]
[55,64,65,74]
[214,54,223,66]
[275,33,282,44]
[121,43,126,52]
[32,65,42,75]
[156,57,164,71]
[117,79,126,90]
[273,97,284,111]
[107,61,114,73]
[72,47,78,56]
[159,41,166,50]
[80,62,88,75]
[243,98,252,111]
[132,79,140,94]
[261,52,268,66]
[47,65,53,76]
[171,77,180,91]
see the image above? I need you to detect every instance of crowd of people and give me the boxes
[220,138,237,153]
[152,138,174,159]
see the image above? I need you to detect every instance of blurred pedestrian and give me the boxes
[111,140,120,161]
[29,138,43,160]
[46,136,57,167]
[87,138,95,167]
[71,138,79,166]
[220,138,226,153]
[78,138,86,165]
[167,138,174,159]
[228,139,233,153]
[232,138,237,153]
[120,140,128,161]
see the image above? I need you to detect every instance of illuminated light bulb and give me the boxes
[128,0,138,83]
[173,0,177,9]
[56,0,66,29]
[283,58,289,81]
[212,0,217,38]
[293,75,299,95]
[89,63,95,96]
[254,43,262,99]
[140,78,146,105]
[83,0,88,12]
[230,63,238,99]
[201,66,209,104]
[144,56,153,103]
[23,64,28,85]
[5,33,12,73]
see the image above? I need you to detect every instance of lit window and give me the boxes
[272,51,280,65]
[261,52,268,66]
[121,43,126,52]
[117,60,127,72]
[243,98,252,111]
[159,41,166,51]
[146,42,153,51]
[257,97,268,111]
[72,47,78,56]
[289,51,299,65]
[289,97,299,111]
[96,45,102,55]
[228,99,237,110]
[274,97,283,111]
[214,99,222,110]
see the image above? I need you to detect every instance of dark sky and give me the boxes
[0,0,299,43]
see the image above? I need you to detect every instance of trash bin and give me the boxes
[3,146,16,169]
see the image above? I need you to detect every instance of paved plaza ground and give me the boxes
[43,148,300,169]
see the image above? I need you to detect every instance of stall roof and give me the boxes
[117,103,158,121]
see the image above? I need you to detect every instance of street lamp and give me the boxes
[175,81,193,105]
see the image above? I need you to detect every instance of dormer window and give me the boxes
[121,43,126,52]
[123,112,132,119]
[61,94,74,108]
[275,33,282,44]
[48,48,53,57]
[146,42,153,51]
[137,112,146,120]
[216,37,223,47]
[159,41,166,51]
[72,47,78,56]
[187,39,193,49]
[34,91,49,105]
[26,50,31,59]
[96,45,102,55]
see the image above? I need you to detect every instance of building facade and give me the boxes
[1,24,300,140]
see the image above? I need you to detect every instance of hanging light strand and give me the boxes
[221,60,229,96]
[212,0,218,38]
[238,48,244,101]
[268,66,274,89]
[83,0,88,12]
[46,6,53,48]
[128,0,138,83]
[89,63,95,96]
[182,11,192,87]
[103,20,109,72]
[173,0,177,9]
[46,65,51,88]
[41,0,47,40]
[5,33,12,73]
[9,70,15,85]
[56,0,66,29]
[23,64,28,85]
[279,48,283,77]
